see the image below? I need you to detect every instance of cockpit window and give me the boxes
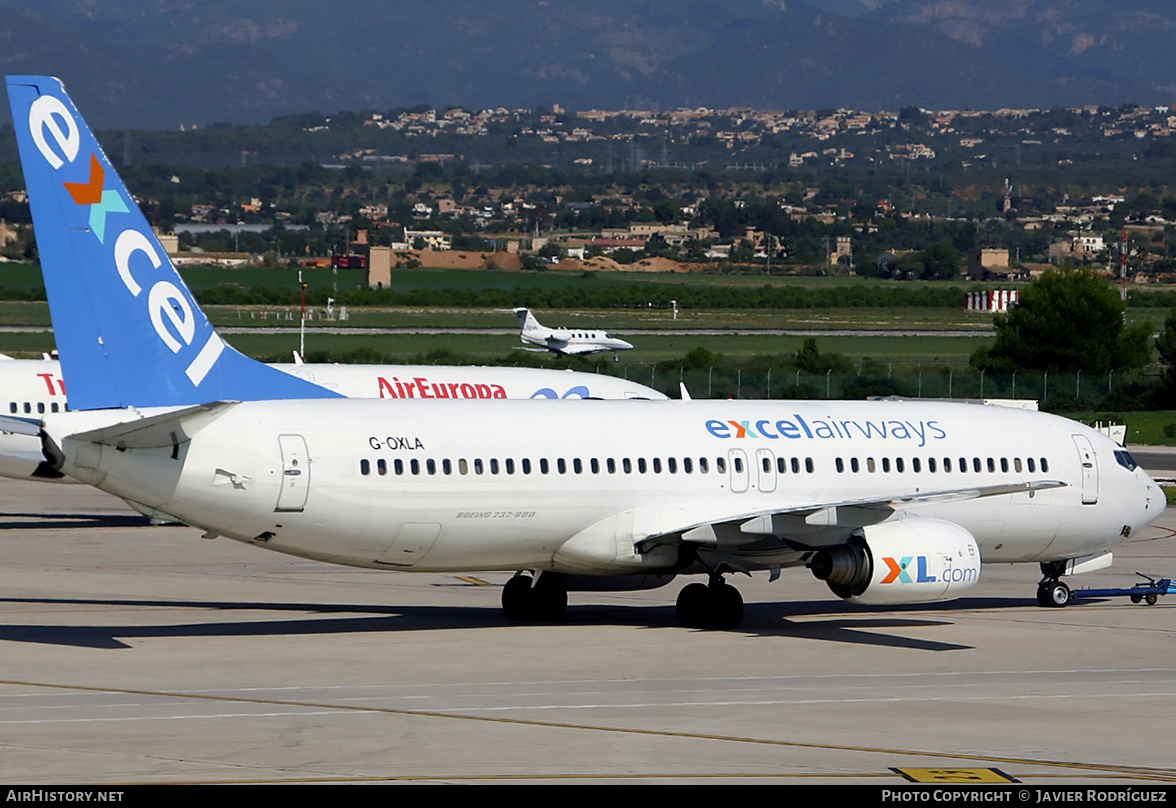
[1113,450,1138,471]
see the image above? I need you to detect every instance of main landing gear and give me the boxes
[1036,561,1071,607]
[502,572,568,622]
[675,571,745,630]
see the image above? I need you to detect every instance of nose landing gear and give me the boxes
[1036,560,1072,607]
[1036,578,1072,607]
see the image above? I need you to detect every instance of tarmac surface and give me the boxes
[1,478,1174,785]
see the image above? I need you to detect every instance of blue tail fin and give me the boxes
[5,75,341,410]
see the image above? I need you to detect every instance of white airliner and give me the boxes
[0,354,664,481]
[0,75,1163,629]
[514,308,634,355]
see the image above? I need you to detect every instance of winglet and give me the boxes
[5,75,341,410]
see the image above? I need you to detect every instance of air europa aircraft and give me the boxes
[2,76,1162,630]
[0,355,664,481]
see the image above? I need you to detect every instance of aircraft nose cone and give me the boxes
[1137,471,1164,528]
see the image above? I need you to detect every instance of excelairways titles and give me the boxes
[706,415,947,448]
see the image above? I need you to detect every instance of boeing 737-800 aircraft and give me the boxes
[0,354,664,481]
[1,75,1161,630]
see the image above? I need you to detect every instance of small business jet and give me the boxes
[1,76,1162,630]
[514,308,633,356]
[0,354,664,481]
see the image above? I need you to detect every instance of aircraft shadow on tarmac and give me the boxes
[0,593,1059,651]
[0,512,150,529]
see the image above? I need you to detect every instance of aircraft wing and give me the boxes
[669,479,1067,547]
[557,344,607,356]
[555,479,1067,572]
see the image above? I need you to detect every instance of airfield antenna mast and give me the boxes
[1120,228,1129,301]
[299,269,307,360]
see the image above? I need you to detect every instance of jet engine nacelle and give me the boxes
[809,517,981,605]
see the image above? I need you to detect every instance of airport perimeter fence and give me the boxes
[607,366,1152,410]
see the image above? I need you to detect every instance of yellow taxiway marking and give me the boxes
[894,767,1018,783]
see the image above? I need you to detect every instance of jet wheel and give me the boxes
[502,574,567,622]
[1037,580,1071,608]
[675,580,744,630]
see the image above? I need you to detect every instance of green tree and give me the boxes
[917,242,962,280]
[1155,308,1176,394]
[973,269,1152,373]
[795,337,854,374]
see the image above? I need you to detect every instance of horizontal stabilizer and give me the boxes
[0,415,44,436]
[66,402,238,450]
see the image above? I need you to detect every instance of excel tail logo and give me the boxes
[63,152,129,242]
[881,556,938,584]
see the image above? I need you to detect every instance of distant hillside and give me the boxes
[0,0,1169,128]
